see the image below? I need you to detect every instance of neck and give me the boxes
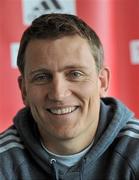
[39,122,98,155]
[42,136,93,155]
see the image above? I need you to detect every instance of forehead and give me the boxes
[24,35,96,71]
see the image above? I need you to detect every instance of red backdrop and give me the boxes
[0,0,139,132]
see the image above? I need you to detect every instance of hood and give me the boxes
[13,97,134,178]
[13,107,53,174]
[83,97,134,166]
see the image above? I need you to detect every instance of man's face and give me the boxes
[19,35,109,149]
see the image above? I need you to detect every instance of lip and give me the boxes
[46,106,79,115]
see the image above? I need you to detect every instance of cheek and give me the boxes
[77,81,100,118]
[77,81,100,101]
[26,86,46,106]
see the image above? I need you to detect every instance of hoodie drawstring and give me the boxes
[80,158,86,180]
[50,159,59,180]
[80,164,84,180]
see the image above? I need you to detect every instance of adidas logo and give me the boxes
[118,118,139,139]
[0,127,24,153]
[22,0,76,25]
[34,0,62,11]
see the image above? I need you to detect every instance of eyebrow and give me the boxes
[29,68,50,76]
[29,65,89,75]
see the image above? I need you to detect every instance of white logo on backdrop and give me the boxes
[130,40,139,64]
[10,43,19,68]
[22,0,77,25]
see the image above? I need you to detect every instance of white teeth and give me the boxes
[49,107,76,115]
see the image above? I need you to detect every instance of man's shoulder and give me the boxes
[118,118,139,140]
[0,126,28,179]
[114,118,139,174]
[0,125,25,155]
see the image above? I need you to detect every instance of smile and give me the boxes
[47,106,78,115]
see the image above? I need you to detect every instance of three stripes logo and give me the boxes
[118,118,139,139]
[35,0,62,11]
[22,0,76,25]
[0,128,24,153]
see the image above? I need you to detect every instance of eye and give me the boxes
[68,70,84,80]
[32,73,52,84]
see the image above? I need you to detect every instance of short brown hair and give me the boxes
[17,13,104,75]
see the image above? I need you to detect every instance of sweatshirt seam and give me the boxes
[114,150,136,178]
[11,160,26,180]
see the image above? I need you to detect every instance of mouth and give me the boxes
[47,106,78,115]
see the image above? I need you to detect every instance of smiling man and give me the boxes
[1,13,139,180]
[22,35,107,155]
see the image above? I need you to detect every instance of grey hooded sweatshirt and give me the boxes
[1,97,139,180]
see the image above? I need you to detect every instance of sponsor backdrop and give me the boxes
[0,0,139,132]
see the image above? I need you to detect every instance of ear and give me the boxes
[18,76,29,106]
[98,67,110,97]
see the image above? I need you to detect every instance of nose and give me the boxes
[48,75,71,101]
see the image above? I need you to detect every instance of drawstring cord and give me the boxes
[50,159,59,180]
[80,163,84,180]
[80,158,86,180]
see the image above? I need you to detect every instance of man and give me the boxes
[0,13,139,180]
